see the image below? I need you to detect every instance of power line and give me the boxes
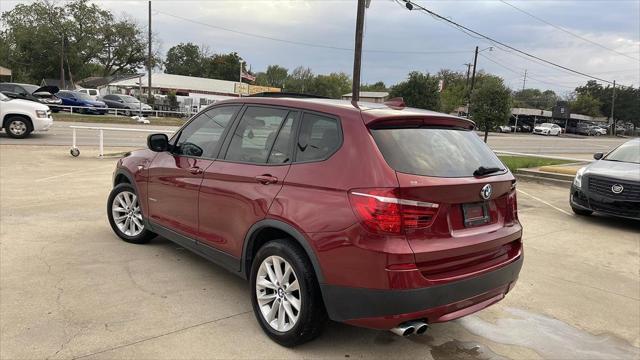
[156,10,470,56]
[499,0,640,62]
[400,0,624,86]
[479,53,578,89]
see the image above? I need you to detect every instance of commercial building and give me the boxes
[341,91,389,103]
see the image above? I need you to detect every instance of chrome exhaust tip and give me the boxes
[412,321,429,335]
[390,323,416,337]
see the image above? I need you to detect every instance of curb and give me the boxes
[515,173,572,188]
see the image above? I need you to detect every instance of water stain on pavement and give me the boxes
[460,307,639,360]
[428,339,508,360]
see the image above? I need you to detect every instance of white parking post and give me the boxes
[99,129,104,158]
[72,128,77,149]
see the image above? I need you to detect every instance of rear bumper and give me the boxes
[321,255,522,329]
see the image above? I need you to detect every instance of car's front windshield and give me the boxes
[604,141,640,164]
[539,123,553,128]
[21,84,39,94]
[122,96,140,103]
[74,92,92,100]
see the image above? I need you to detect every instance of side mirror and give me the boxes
[593,152,604,160]
[147,133,169,152]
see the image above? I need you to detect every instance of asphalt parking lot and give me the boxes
[1,145,639,359]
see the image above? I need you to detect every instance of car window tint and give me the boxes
[89,90,97,95]
[268,112,298,164]
[225,107,290,164]
[296,113,341,162]
[174,106,240,158]
[371,128,504,177]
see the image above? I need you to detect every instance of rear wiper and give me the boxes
[473,166,504,177]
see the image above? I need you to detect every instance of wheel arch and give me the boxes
[3,113,34,132]
[241,219,324,283]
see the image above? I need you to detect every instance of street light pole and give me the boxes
[351,0,367,103]
[138,74,142,117]
[147,1,152,103]
[610,80,616,135]
[238,60,243,97]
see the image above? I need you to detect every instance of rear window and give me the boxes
[370,127,505,177]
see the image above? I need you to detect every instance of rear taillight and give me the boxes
[348,188,439,234]
[507,190,518,222]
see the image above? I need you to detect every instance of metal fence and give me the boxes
[54,104,191,118]
[69,125,175,157]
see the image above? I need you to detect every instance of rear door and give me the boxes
[197,106,298,257]
[370,125,521,280]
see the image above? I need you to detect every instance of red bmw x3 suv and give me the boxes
[107,95,523,346]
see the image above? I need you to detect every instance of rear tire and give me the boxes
[4,116,32,139]
[107,183,155,244]
[250,239,327,347]
[571,206,593,216]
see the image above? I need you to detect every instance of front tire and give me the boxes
[250,239,327,347]
[107,183,155,244]
[4,116,32,139]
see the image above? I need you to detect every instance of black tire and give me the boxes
[4,116,32,139]
[250,239,327,347]
[107,183,155,244]
[571,206,593,216]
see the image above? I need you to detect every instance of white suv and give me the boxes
[0,92,53,138]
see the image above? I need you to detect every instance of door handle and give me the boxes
[255,174,278,185]
[189,166,203,175]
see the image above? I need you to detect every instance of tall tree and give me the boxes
[361,81,387,91]
[435,70,467,114]
[513,88,558,110]
[569,93,602,117]
[308,72,351,98]
[255,65,288,88]
[285,67,314,93]
[470,76,512,142]
[389,71,440,110]
[0,0,151,82]
[164,43,205,76]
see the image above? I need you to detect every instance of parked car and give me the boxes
[588,126,607,136]
[533,123,561,136]
[0,83,63,112]
[99,94,152,116]
[57,90,107,114]
[76,88,100,101]
[497,125,512,133]
[570,138,640,220]
[106,96,523,346]
[0,92,53,138]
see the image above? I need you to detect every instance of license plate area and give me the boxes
[462,202,490,227]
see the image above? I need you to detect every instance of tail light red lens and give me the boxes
[348,188,439,234]
[506,190,518,222]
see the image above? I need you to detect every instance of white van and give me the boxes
[77,88,99,101]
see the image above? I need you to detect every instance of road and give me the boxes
[1,145,638,359]
[0,121,632,159]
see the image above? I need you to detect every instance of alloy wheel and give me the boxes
[256,255,301,332]
[8,120,27,136]
[111,191,144,237]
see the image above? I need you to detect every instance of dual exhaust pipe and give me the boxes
[390,320,429,337]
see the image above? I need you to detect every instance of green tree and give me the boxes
[203,52,246,82]
[435,69,467,113]
[0,0,150,82]
[470,76,512,142]
[361,81,387,92]
[308,72,351,98]
[569,93,602,117]
[285,66,314,93]
[389,71,440,110]
[164,43,204,76]
[255,65,288,88]
[512,88,557,110]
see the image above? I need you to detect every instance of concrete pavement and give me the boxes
[0,145,639,359]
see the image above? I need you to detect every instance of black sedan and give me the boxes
[570,138,640,220]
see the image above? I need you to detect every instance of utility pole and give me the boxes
[238,60,243,97]
[610,80,616,135]
[60,34,65,89]
[467,46,479,118]
[522,69,527,91]
[464,63,472,88]
[351,0,367,103]
[147,1,152,102]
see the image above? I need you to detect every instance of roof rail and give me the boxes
[248,92,329,99]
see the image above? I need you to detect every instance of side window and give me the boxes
[268,111,298,164]
[104,95,114,100]
[89,90,98,96]
[225,107,290,164]
[174,106,240,158]
[296,113,341,162]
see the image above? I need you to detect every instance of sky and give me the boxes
[2,0,639,94]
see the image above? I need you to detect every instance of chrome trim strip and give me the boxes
[350,192,439,208]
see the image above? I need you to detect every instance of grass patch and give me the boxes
[52,112,186,126]
[498,155,573,172]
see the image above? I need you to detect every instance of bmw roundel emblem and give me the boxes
[611,184,624,194]
[481,184,493,200]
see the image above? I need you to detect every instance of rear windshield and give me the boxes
[371,127,505,177]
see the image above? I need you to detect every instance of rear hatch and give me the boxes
[369,119,522,283]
